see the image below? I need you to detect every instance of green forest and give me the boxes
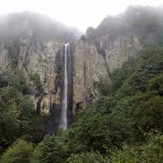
[0,5,163,163]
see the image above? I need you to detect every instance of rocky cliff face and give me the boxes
[0,35,143,115]
[72,40,110,113]
[0,43,11,72]
[97,34,143,72]
[0,38,110,115]
[24,40,63,115]
[0,38,64,115]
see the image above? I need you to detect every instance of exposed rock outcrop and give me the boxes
[0,43,11,72]
[26,41,63,115]
[72,40,110,113]
[97,34,143,72]
[0,38,63,115]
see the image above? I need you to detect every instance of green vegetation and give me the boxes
[0,72,45,153]
[6,40,19,69]
[67,152,110,163]
[31,135,68,163]
[0,139,34,163]
[110,133,163,163]
[29,72,44,95]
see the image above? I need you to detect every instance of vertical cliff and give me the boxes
[72,40,110,113]
[72,35,142,113]
[95,34,143,72]
[0,38,64,116]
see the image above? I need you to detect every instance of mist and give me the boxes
[0,12,82,43]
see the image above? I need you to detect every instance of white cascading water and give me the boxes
[61,43,69,130]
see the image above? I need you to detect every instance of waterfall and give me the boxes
[60,43,69,130]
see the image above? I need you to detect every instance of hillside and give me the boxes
[86,6,163,43]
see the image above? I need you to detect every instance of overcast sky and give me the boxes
[0,0,163,31]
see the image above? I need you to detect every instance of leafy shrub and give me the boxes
[31,135,68,163]
[0,139,33,163]
[110,133,163,163]
[67,152,110,163]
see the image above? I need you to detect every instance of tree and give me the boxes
[110,133,163,163]
[0,139,33,163]
[31,135,68,163]
[86,27,95,40]
[67,152,110,163]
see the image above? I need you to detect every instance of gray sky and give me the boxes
[0,0,163,31]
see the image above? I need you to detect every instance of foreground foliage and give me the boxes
[0,72,45,152]
[0,139,33,163]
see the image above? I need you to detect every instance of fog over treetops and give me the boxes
[0,11,82,43]
[86,5,163,42]
[1,6,163,44]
